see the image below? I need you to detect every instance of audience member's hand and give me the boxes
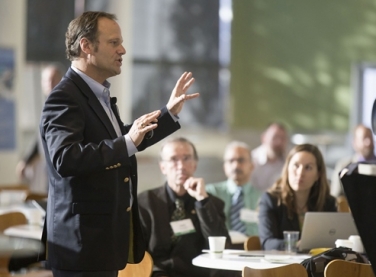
[15,160,27,180]
[166,72,199,116]
[183,177,208,201]
[128,110,161,147]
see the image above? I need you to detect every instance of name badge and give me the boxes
[240,208,259,223]
[170,218,196,236]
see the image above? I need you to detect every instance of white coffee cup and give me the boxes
[208,236,226,258]
[348,235,364,253]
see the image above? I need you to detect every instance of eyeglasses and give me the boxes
[162,155,195,165]
[224,158,248,164]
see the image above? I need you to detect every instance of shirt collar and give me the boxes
[71,66,111,101]
[165,183,190,205]
[357,153,376,163]
[226,179,249,194]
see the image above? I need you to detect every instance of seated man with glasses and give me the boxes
[206,141,262,237]
[138,137,233,277]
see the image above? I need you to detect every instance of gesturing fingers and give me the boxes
[138,110,160,128]
[129,110,161,146]
[167,72,199,116]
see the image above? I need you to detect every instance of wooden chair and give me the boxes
[0,212,52,277]
[337,196,350,212]
[324,259,375,277]
[0,211,27,276]
[243,263,308,277]
[0,212,27,233]
[244,235,261,251]
[0,184,29,192]
[25,193,47,202]
[118,251,153,277]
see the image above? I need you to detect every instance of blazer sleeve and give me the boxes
[135,106,180,152]
[258,192,285,250]
[41,88,179,178]
[195,195,231,247]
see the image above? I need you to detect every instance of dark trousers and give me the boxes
[52,268,118,277]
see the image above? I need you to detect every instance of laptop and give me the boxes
[298,212,358,252]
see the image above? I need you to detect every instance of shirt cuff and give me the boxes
[168,109,179,122]
[124,134,138,157]
[195,197,209,208]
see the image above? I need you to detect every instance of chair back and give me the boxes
[0,212,45,277]
[0,212,27,232]
[118,251,153,277]
[242,263,308,277]
[324,259,375,277]
[337,196,350,212]
[25,192,47,202]
[244,235,261,251]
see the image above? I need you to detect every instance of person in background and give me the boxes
[40,11,198,277]
[15,65,64,193]
[206,141,262,237]
[251,122,289,192]
[138,137,232,277]
[331,124,376,197]
[258,144,337,250]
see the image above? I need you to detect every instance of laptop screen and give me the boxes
[299,212,358,252]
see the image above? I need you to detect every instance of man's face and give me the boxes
[159,142,197,193]
[353,127,375,158]
[223,146,253,186]
[263,125,287,157]
[88,17,126,81]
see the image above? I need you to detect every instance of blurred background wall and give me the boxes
[1,0,376,192]
[231,0,376,131]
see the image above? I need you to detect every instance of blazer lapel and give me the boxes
[65,68,118,138]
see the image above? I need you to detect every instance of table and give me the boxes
[192,250,311,271]
[4,225,42,240]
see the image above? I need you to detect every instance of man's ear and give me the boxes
[159,161,167,175]
[79,37,92,55]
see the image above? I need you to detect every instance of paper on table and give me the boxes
[262,254,311,264]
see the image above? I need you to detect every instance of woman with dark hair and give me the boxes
[258,144,337,250]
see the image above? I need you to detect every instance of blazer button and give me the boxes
[105,167,109,170]
[110,166,114,169]
[113,165,117,168]
[124,177,129,182]
[117,163,121,167]
[126,207,131,212]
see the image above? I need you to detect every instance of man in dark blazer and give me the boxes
[40,11,198,277]
[138,137,232,277]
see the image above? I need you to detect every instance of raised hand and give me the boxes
[183,177,208,201]
[166,72,199,116]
